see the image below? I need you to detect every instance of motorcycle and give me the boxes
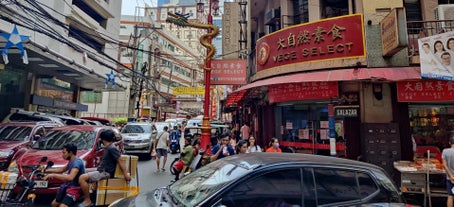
[0,156,53,207]
[170,138,179,154]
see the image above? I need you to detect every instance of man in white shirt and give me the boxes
[154,126,170,172]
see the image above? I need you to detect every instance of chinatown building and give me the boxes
[223,0,454,180]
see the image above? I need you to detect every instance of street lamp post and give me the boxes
[166,0,219,152]
[202,0,214,152]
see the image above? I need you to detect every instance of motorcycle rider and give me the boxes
[170,125,181,154]
[43,143,85,207]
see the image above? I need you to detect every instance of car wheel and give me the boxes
[143,153,152,160]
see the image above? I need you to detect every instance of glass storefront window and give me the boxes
[409,105,453,151]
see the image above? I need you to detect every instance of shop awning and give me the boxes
[225,90,247,107]
[236,67,421,92]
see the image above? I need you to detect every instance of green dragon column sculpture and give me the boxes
[166,12,219,71]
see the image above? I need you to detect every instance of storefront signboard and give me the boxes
[211,59,247,85]
[173,86,204,95]
[256,14,365,73]
[380,8,408,56]
[334,106,359,117]
[268,82,338,103]
[397,80,454,102]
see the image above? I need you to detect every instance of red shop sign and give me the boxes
[211,59,247,85]
[397,80,454,102]
[269,82,339,103]
[256,14,365,72]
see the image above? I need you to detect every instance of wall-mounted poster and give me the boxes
[419,30,454,81]
[299,129,310,139]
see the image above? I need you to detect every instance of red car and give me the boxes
[0,121,61,171]
[8,125,123,196]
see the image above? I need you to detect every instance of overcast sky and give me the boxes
[121,0,157,15]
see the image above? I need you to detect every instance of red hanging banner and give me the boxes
[268,82,339,103]
[397,80,454,102]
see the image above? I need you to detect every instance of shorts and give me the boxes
[156,148,168,158]
[87,171,111,183]
[56,186,80,206]
[447,180,454,195]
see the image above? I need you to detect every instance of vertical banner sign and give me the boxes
[211,59,247,85]
[328,104,336,156]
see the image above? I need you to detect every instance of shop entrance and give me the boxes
[278,103,347,156]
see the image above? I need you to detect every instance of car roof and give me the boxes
[0,121,62,128]
[49,125,110,131]
[220,153,384,172]
[126,122,153,125]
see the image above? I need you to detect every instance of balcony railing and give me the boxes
[407,20,454,57]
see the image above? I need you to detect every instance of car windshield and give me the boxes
[169,159,253,206]
[31,130,95,150]
[0,126,32,141]
[154,123,167,131]
[121,125,151,133]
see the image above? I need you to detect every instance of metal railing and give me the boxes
[407,19,454,57]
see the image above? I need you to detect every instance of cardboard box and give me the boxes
[96,178,129,206]
[114,155,138,178]
[0,172,18,202]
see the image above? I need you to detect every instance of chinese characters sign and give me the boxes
[211,59,247,85]
[397,80,454,102]
[268,82,338,103]
[256,14,365,72]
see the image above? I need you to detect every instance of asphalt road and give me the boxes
[32,153,179,206]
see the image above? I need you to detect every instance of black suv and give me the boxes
[110,153,409,207]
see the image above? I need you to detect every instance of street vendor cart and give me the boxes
[394,146,447,207]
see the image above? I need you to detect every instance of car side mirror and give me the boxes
[115,134,122,142]
[96,141,103,151]
[33,135,42,141]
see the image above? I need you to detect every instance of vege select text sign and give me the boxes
[256,14,365,72]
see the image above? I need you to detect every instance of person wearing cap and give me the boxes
[442,136,454,207]
[78,129,131,207]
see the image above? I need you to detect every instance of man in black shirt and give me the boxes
[78,129,131,207]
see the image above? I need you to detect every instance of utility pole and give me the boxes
[128,24,139,119]
[136,62,148,119]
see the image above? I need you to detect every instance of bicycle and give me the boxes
[0,156,53,207]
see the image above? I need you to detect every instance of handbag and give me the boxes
[170,158,184,175]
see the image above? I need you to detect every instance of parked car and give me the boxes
[0,121,61,171]
[121,122,156,160]
[2,109,65,126]
[7,125,123,196]
[46,114,91,125]
[165,119,178,129]
[80,117,114,126]
[110,153,409,207]
[187,118,202,127]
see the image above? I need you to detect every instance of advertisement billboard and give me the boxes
[418,30,454,80]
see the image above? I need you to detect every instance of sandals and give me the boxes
[79,203,94,207]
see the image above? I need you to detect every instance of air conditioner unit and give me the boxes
[434,4,454,32]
